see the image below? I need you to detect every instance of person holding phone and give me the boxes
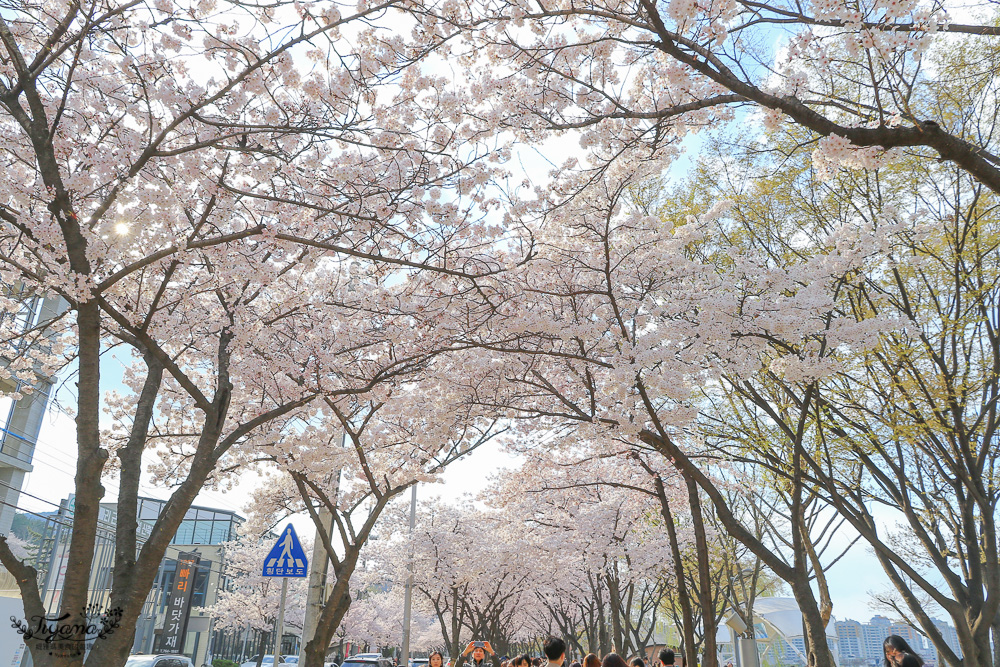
[458,641,501,667]
[883,635,924,667]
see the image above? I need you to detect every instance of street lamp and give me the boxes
[724,569,760,667]
[724,608,749,667]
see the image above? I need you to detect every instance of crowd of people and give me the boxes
[439,633,925,667]
[446,638,681,667]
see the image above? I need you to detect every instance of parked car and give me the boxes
[342,655,393,667]
[125,656,195,667]
[324,662,341,667]
[410,659,429,667]
[240,657,286,667]
[282,658,300,665]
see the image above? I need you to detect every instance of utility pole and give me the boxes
[400,484,418,667]
[300,467,341,665]
[300,506,335,655]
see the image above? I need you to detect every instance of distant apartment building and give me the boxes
[930,618,962,667]
[833,615,963,667]
[835,620,866,662]
[862,616,893,663]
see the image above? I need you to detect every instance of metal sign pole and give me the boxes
[274,577,288,661]
[262,523,307,662]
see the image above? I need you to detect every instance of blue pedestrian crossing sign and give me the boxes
[262,524,308,577]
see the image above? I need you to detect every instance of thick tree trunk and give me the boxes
[607,573,626,655]
[653,478,698,667]
[792,582,835,667]
[59,300,106,663]
[639,429,838,667]
[302,538,367,667]
[685,477,717,667]
[84,423,228,666]
[257,630,271,667]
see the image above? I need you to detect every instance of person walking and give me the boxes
[658,648,675,667]
[883,636,924,667]
[601,654,629,667]
[582,654,600,667]
[543,637,567,667]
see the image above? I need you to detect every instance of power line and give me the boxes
[0,497,263,581]
[0,478,66,510]
[7,435,248,519]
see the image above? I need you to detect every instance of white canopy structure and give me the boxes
[717,597,840,667]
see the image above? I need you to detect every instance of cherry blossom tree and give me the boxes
[671,116,1000,667]
[381,461,681,660]
[487,452,678,660]
[485,443,765,664]
[403,500,479,660]
[243,364,510,666]
[335,548,444,653]
[455,0,1000,196]
[369,497,538,658]
[0,2,514,666]
[334,564,403,652]
[440,131,898,665]
[441,23,1000,666]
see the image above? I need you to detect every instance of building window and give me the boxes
[211,520,232,544]
[193,520,212,544]
[138,500,162,521]
[173,521,195,545]
[191,569,210,607]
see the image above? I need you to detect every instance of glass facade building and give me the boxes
[137,498,240,546]
[132,497,243,665]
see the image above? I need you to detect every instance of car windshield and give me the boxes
[124,659,157,667]
[342,660,380,667]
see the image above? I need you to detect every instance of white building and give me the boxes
[715,597,840,667]
[0,290,64,548]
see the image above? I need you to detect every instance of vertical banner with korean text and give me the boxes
[156,551,200,655]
